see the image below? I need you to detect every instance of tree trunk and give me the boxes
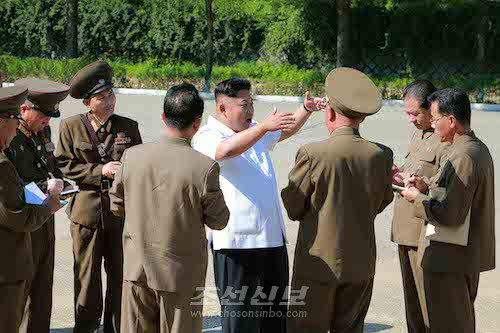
[66,0,78,58]
[204,0,214,92]
[475,8,488,73]
[336,0,352,68]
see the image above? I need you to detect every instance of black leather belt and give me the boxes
[79,179,112,193]
[100,179,111,192]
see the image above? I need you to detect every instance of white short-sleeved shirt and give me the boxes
[192,116,287,250]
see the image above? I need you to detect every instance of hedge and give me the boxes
[1,55,498,103]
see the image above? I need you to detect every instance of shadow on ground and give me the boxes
[50,316,392,332]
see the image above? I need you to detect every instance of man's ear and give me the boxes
[449,115,456,129]
[327,106,336,122]
[83,98,90,107]
[216,97,227,114]
[20,104,30,115]
[193,117,202,132]
[161,112,167,126]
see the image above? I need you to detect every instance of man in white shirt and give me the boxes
[192,78,323,333]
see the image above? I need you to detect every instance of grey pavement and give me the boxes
[48,95,500,332]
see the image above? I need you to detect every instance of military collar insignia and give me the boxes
[18,122,32,138]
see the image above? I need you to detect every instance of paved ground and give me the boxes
[48,95,500,332]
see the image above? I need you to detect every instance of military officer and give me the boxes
[281,68,394,333]
[390,80,451,332]
[0,86,63,333]
[110,83,229,333]
[402,88,495,333]
[5,78,71,333]
[55,61,142,333]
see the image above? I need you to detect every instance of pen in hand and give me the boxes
[47,173,64,196]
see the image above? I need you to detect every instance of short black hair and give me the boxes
[428,88,471,125]
[163,83,204,130]
[214,78,251,101]
[403,80,437,110]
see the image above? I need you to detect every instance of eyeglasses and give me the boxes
[430,115,448,124]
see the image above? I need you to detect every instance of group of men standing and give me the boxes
[0,60,495,333]
[0,61,142,333]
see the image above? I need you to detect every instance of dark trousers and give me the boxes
[19,219,55,333]
[398,245,428,333]
[212,246,289,333]
[71,212,124,333]
[288,276,374,333]
[0,281,26,333]
[424,271,480,333]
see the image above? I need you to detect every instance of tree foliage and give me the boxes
[0,0,498,73]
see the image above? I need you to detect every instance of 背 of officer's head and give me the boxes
[323,67,382,133]
[0,86,27,150]
[402,79,437,131]
[13,78,69,134]
[69,60,116,120]
[162,82,204,140]
[428,88,472,144]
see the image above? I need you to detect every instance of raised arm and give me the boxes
[279,91,325,142]
[215,111,295,161]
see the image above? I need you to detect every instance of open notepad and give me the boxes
[24,182,68,206]
[425,187,471,246]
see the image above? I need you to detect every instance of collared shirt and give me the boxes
[192,116,286,250]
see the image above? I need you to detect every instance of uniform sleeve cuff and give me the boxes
[89,164,104,186]
[414,193,430,220]
[421,176,432,187]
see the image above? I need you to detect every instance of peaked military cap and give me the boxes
[325,67,382,118]
[0,86,28,120]
[69,60,114,99]
[14,78,69,118]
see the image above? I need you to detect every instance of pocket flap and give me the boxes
[417,151,436,163]
[77,142,94,151]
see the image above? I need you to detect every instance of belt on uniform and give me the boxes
[78,179,112,192]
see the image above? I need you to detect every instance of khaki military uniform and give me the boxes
[56,112,142,333]
[282,127,394,333]
[391,129,449,332]
[0,86,53,333]
[0,152,54,333]
[282,68,394,333]
[5,124,62,333]
[413,131,495,333]
[109,137,229,333]
[6,77,70,333]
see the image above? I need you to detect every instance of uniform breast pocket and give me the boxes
[75,142,95,159]
[416,151,437,176]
